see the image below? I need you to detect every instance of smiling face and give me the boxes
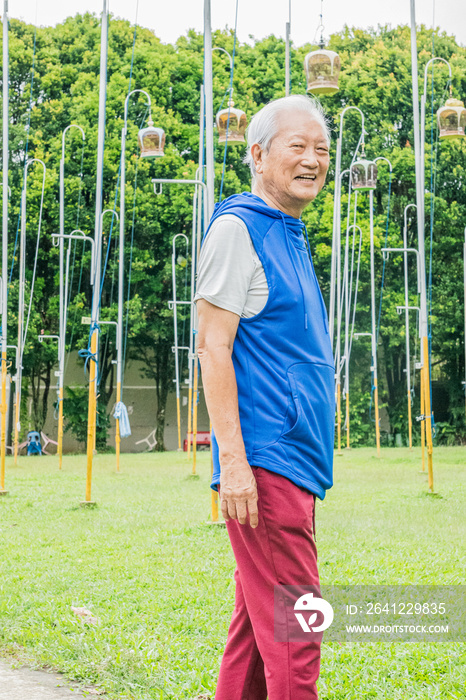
[251,110,330,218]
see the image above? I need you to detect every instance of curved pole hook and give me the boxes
[172,232,189,259]
[423,57,452,97]
[62,124,86,160]
[124,89,152,125]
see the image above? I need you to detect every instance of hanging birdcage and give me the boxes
[436,97,466,140]
[304,47,340,96]
[350,158,378,191]
[216,99,247,145]
[138,117,165,157]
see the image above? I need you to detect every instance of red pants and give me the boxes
[215,467,320,700]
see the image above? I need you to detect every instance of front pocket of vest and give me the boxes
[281,362,335,452]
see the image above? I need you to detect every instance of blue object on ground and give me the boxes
[113,402,131,438]
[27,431,42,456]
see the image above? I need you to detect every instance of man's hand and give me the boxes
[220,459,259,528]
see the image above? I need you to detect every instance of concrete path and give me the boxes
[0,658,99,698]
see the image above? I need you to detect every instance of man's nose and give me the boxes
[301,148,319,167]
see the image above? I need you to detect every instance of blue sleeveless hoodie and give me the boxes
[205,192,335,501]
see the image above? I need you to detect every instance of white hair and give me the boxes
[243,95,331,179]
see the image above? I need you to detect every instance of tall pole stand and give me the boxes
[84,0,108,505]
[1,0,9,494]
[369,190,381,455]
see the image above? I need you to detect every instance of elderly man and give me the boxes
[195,95,335,700]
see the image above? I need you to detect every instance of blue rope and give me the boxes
[218,0,239,202]
[8,24,38,291]
[371,168,392,429]
[78,322,100,379]
[84,6,139,385]
[121,146,141,393]
[375,172,393,343]
[97,172,120,309]
[118,8,144,396]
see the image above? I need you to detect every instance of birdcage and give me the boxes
[138,118,165,157]
[350,158,378,191]
[216,99,247,144]
[304,48,340,95]
[436,97,466,139]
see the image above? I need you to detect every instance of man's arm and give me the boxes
[197,298,259,528]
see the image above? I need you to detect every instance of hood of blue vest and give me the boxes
[212,192,304,239]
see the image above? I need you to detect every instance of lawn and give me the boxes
[0,447,465,699]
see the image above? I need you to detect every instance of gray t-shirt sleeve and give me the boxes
[194,214,257,317]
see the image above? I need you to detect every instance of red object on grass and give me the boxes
[183,431,211,451]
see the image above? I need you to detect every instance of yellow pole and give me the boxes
[0,352,7,493]
[57,387,64,469]
[176,396,181,451]
[336,381,342,453]
[422,336,434,492]
[13,388,20,465]
[210,423,218,522]
[211,485,219,521]
[420,368,425,472]
[84,330,97,503]
[14,293,23,465]
[192,359,199,475]
[115,380,121,472]
[407,390,413,450]
[187,386,192,457]
[374,378,381,456]
[346,390,350,449]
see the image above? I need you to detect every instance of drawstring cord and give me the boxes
[280,212,308,330]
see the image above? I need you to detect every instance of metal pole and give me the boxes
[329,136,341,345]
[410,0,434,491]
[344,219,350,451]
[335,172,343,454]
[204,0,215,219]
[420,57,450,470]
[14,158,46,463]
[58,151,65,468]
[336,169,351,453]
[152,177,208,470]
[1,0,8,493]
[59,126,85,470]
[171,234,189,451]
[116,90,151,472]
[186,192,196,459]
[369,190,381,455]
[344,222,362,450]
[187,91,205,458]
[464,228,466,422]
[342,181,356,450]
[116,125,126,472]
[285,1,291,96]
[285,23,290,96]
[403,204,417,449]
[14,186,26,465]
[330,107,364,346]
[84,0,108,504]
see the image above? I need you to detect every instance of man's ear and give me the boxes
[251,143,263,174]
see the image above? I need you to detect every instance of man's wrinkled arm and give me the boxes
[197,299,258,528]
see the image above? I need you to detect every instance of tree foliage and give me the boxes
[2,15,465,447]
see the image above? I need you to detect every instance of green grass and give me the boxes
[0,448,465,699]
